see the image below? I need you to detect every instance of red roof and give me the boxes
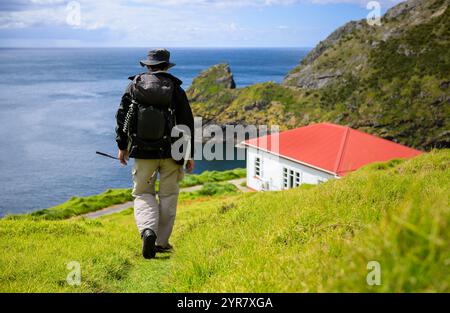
[242,122,422,176]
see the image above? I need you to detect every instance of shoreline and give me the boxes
[2,168,246,220]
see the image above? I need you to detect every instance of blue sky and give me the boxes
[0,0,402,47]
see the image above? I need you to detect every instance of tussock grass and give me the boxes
[167,150,450,292]
[0,152,448,292]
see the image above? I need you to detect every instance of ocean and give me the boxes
[0,47,308,216]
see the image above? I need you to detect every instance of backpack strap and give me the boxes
[128,71,182,85]
[152,71,183,86]
[127,72,145,81]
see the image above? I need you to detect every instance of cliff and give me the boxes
[283,0,445,89]
[186,0,449,149]
[187,64,300,129]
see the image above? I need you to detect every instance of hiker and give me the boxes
[115,49,195,259]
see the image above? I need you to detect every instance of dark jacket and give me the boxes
[115,71,194,160]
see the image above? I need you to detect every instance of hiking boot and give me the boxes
[141,229,157,259]
[155,243,173,253]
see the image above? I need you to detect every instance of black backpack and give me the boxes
[123,72,176,152]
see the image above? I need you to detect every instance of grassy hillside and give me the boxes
[0,151,448,292]
[187,0,450,149]
[169,150,449,292]
[0,196,240,292]
[4,168,245,220]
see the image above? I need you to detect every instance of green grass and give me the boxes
[0,213,138,292]
[178,183,238,201]
[168,150,450,292]
[0,151,448,292]
[5,168,245,220]
[0,195,240,292]
[0,182,241,292]
[9,188,134,221]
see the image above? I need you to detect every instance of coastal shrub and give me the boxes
[179,168,246,187]
[196,182,238,196]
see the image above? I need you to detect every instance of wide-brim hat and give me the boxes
[140,48,175,68]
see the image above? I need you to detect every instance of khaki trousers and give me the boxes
[132,158,184,247]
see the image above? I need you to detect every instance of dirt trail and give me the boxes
[82,178,248,219]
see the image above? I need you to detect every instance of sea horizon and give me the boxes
[0,46,313,49]
[0,47,309,216]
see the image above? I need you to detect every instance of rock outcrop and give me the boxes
[187,63,235,103]
[187,64,298,129]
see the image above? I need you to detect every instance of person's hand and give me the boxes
[118,149,129,166]
[186,159,195,173]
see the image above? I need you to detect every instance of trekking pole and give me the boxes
[96,151,119,160]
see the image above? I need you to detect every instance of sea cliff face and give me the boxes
[186,63,299,130]
[186,0,450,149]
